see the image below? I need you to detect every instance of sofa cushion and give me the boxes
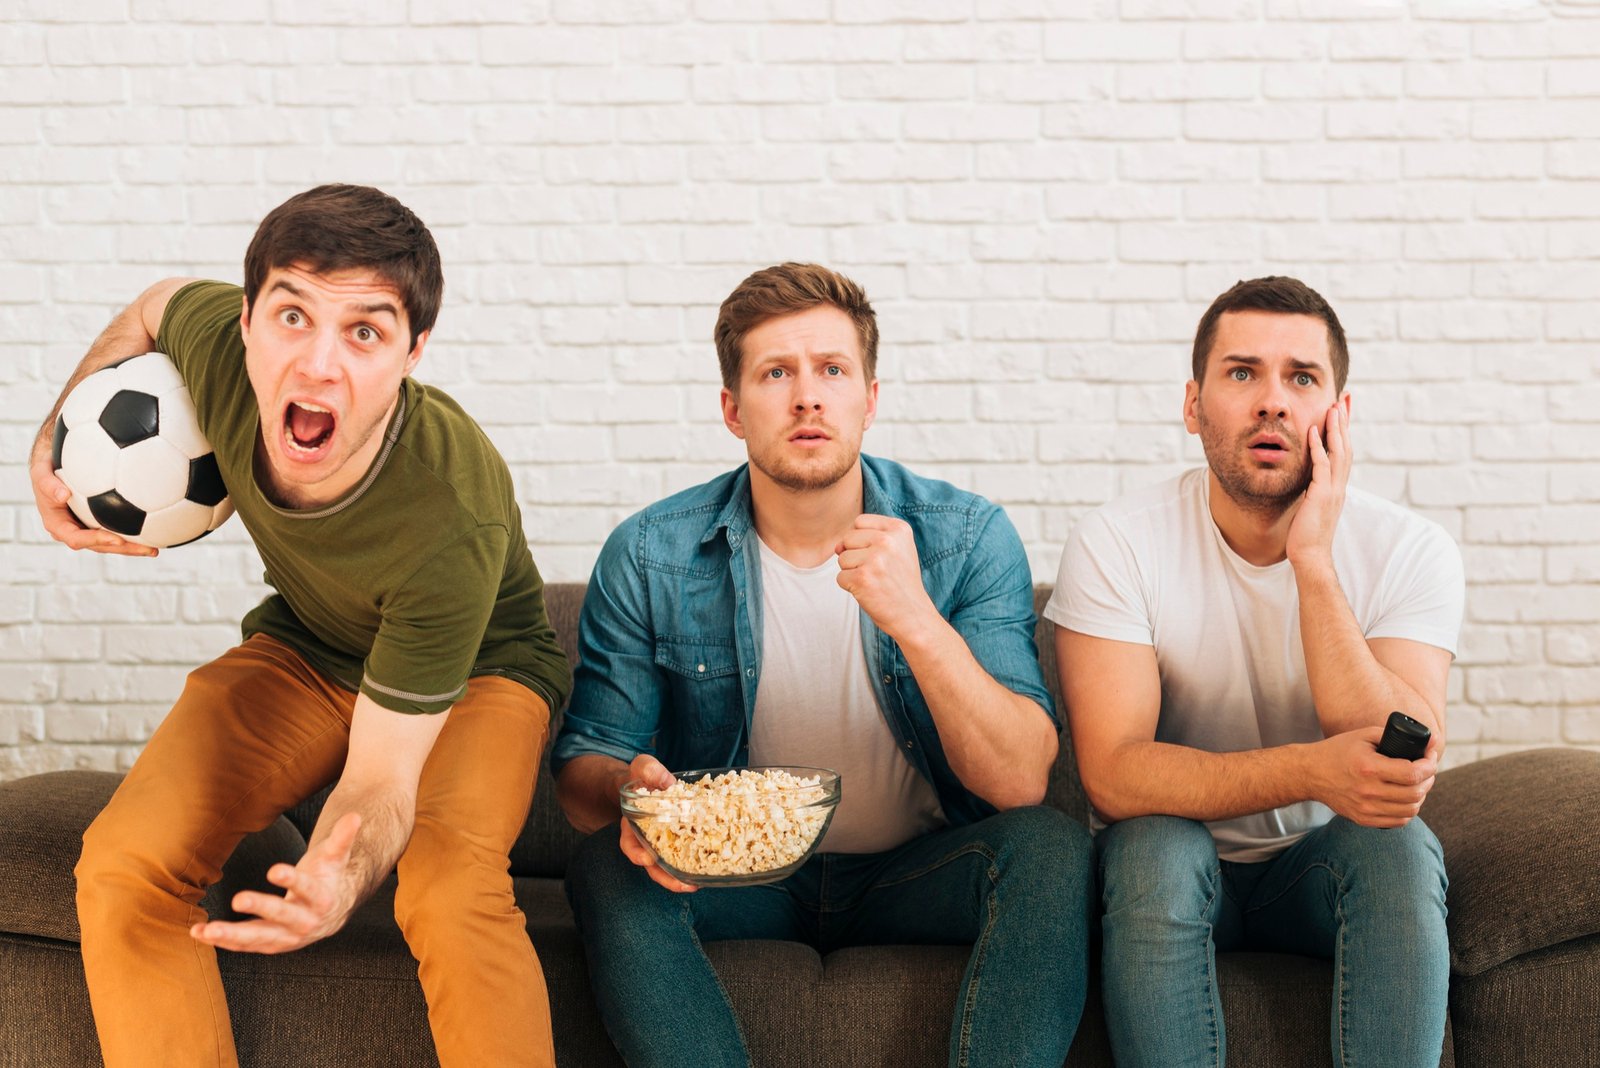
[1422,747,1600,977]
[0,770,306,944]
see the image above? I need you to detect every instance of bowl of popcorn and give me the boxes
[619,766,842,887]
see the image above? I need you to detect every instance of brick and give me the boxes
[1185,24,1326,61]
[833,144,973,182]
[971,303,1109,341]
[1547,625,1600,663]
[905,22,1042,63]
[1402,142,1543,179]
[1263,144,1400,181]
[557,67,687,104]
[1473,101,1600,140]
[758,25,902,63]
[760,103,901,143]
[1403,224,1543,261]
[479,26,618,65]
[1039,423,1184,463]
[831,0,969,22]
[976,381,1114,424]
[1467,505,1600,546]
[1046,103,1180,140]
[551,0,686,24]
[906,184,1042,224]
[977,65,1110,103]
[1262,61,1402,100]
[1185,103,1322,142]
[1329,23,1468,61]
[1328,184,1471,222]
[689,145,826,183]
[1458,622,1542,662]
[1116,62,1258,101]
[1120,222,1260,263]
[1327,102,1470,141]
[1404,59,1543,99]
[905,105,1040,142]
[1045,23,1181,61]
[836,63,973,101]
[1118,144,1259,183]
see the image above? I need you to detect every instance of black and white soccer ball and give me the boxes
[51,352,234,549]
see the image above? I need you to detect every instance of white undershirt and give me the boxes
[749,536,946,854]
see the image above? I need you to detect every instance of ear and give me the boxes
[861,377,880,433]
[1182,379,1201,436]
[403,329,429,377]
[720,386,745,441]
[1338,389,1352,421]
[239,294,252,341]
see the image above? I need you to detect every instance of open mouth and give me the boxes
[790,427,830,443]
[284,401,336,455]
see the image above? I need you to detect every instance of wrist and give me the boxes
[886,604,952,659]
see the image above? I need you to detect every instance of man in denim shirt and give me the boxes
[553,263,1093,1068]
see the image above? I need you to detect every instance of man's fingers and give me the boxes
[851,513,902,532]
[230,890,316,932]
[191,918,295,954]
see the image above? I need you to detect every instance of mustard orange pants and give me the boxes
[75,635,555,1068]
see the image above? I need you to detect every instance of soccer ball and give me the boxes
[50,352,234,549]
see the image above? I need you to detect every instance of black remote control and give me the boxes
[1376,711,1430,761]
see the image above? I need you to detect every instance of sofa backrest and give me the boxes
[289,584,1090,878]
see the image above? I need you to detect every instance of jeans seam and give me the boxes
[860,841,998,897]
[1238,859,1345,919]
[1202,860,1223,1068]
[954,861,1000,1068]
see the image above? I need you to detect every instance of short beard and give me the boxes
[749,447,859,493]
[1196,405,1311,520]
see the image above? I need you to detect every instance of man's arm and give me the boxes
[836,513,1058,810]
[1058,628,1436,829]
[190,693,449,953]
[30,277,198,556]
[1288,404,1453,738]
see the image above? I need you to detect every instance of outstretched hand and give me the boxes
[1286,402,1350,569]
[191,812,363,954]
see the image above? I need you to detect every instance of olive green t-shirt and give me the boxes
[157,281,570,715]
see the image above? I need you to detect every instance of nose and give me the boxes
[1255,376,1289,421]
[297,327,339,380]
[791,369,822,413]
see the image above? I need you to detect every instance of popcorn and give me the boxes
[627,768,833,877]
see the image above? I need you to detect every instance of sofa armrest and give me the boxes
[0,770,307,945]
[1422,747,1600,977]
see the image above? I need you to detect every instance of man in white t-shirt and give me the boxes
[554,263,1094,1068]
[1048,276,1463,1068]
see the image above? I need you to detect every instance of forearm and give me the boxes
[898,616,1058,810]
[34,303,161,455]
[310,782,415,913]
[556,754,634,835]
[1295,562,1441,735]
[1086,739,1319,824]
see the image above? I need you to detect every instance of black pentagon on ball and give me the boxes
[99,389,162,447]
[51,415,68,469]
[86,490,147,538]
[187,453,228,507]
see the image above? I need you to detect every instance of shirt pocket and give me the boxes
[654,636,743,739]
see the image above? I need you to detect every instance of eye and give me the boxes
[279,308,304,327]
[825,365,842,376]
[1294,372,1315,387]
[1229,367,1249,382]
[353,325,378,344]
[766,367,785,379]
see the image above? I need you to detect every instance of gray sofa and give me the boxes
[1,584,1596,1066]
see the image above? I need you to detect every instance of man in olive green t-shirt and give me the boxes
[27,185,569,1068]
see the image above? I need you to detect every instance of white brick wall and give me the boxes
[2,2,1596,778]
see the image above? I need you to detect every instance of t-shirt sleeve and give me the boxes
[1365,520,1465,657]
[361,524,507,714]
[1042,507,1154,646]
[153,280,247,441]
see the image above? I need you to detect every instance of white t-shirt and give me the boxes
[1045,468,1464,862]
[749,537,947,855]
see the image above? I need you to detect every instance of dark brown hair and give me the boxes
[243,184,443,351]
[1192,276,1348,393]
[714,263,878,392]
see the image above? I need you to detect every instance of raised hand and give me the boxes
[834,513,938,644]
[1286,401,1350,570]
[190,812,363,954]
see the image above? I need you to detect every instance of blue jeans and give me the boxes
[1097,815,1449,1068]
[566,806,1095,1068]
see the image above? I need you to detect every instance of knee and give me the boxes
[1323,816,1447,909]
[393,820,517,934]
[564,825,672,933]
[75,803,177,930]
[1097,816,1218,915]
[986,807,1094,888]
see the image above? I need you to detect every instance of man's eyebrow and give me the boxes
[1218,354,1329,373]
[263,279,397,320]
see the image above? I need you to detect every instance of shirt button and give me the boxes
[746,668,755,677]
[883,674,892,684]
[697,664,706,673]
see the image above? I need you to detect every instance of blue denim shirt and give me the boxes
[551,454,1057,828]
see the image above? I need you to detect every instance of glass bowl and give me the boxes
[619,765,841,887]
